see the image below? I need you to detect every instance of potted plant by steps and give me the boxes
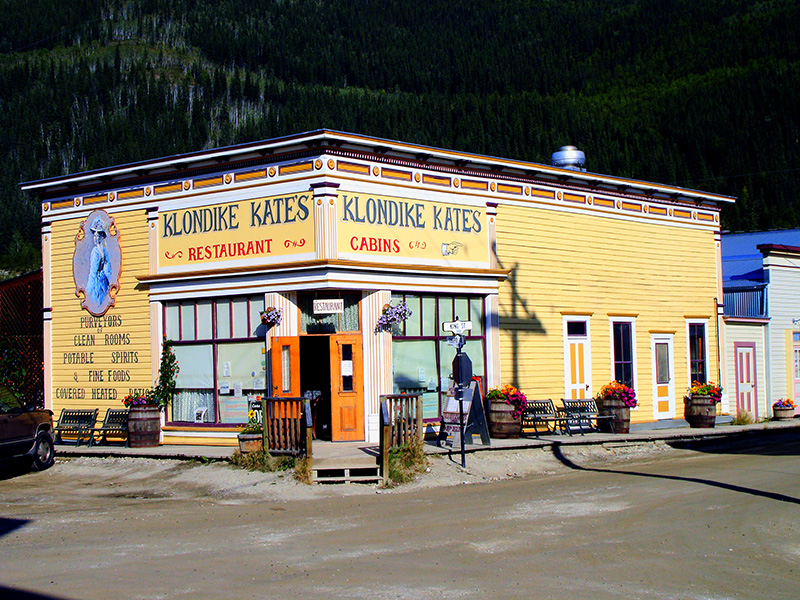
[772,398,796,421]
[596,381,637,434]
[486,384,527,439]
[238,409,264,453]
[684,381,723,428]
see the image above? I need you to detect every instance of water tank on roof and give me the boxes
[551,145,586,171]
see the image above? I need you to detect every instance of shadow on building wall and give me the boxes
[495,254,545,386]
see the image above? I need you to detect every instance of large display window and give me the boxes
[164,295,265,424]
[390,293,485,420]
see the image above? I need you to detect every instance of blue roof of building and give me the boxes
[721,230,800,288]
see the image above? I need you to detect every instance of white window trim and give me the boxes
[686,319,710,388]
[609,317,637,409]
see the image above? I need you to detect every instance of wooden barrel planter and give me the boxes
[238,433,264,453]
[684,395,717,428]
[488,400,521,439]
[128,405,161,447]
[597,398,631,434]
[772,407,795,421]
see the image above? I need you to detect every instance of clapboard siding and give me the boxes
[724,322,767,418]
[496,204,719,420]
[765,267,800,399]
[49,210,152,416]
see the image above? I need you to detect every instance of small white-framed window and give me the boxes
[609,317,637,395]
[686,319,710,386]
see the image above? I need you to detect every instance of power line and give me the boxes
[10,17,105,53]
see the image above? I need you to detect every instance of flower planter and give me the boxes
[238,433,264,453]
[597,397,630,434]
[128,405,161,447]
[772,407,795,421]
[684,395,717,429]
[488,400,521,439]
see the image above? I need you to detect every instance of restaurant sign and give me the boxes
[158,192,315,269]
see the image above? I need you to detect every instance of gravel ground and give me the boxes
[26,439,678,503]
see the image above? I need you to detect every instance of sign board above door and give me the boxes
[313,299,345,314]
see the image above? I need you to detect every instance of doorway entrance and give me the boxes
[270,334,364,441]
[652,334,675,419]
[734,342,757,419]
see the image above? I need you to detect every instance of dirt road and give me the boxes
[2,431,799,599]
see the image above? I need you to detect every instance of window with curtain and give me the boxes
[299,291,361,333]
[164,295,265,424]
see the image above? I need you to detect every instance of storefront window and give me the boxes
[391,293,485,420]
[165,295,265,424]
[172,344,214,422]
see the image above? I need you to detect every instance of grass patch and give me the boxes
[730,411,755,426]
[387,437,428,485]
[293,456,313,485]
[229,449,295,472]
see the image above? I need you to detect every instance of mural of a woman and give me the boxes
[73,209,121,316]
[86,216,113,307]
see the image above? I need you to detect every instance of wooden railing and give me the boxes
[260,397,312,456]
[379,393,423,481]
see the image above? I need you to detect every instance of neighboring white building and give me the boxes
[722,231,800,419]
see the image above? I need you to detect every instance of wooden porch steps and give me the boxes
[312,465,382,484]
[310,443,382,484]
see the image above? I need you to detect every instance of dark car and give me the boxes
[0,386,55,471]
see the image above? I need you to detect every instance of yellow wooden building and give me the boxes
[22,131,734,445]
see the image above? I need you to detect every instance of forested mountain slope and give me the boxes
[1,0,797,275]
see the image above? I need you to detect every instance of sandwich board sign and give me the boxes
[438,379,490,447]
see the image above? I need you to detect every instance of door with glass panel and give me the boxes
[652,335,675,419]
[271,337,300,397]
[329,334,364,441]
[564,318,591,399]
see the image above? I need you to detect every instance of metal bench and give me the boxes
[54,408,98,446]
[92,408,129,447]
[560,399,615,435]
[521,399,570,436]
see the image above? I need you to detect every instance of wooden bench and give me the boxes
[521,399,570,436]
[560,399,615,435]
[92,408,129,447]
[54,408,98,446]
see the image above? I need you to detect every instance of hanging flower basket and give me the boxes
[375,301,412,333]
[260,307,283,327]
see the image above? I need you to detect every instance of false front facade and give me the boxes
[24,131,733,445]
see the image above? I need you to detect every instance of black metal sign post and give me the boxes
[443,318,473,468]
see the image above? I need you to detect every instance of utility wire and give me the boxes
[9,17,105,53]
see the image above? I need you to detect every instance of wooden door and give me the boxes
[564,318,591,399]
[735,343,757,419]
[793,337,800,412]
[652,335,675,419]
[270,337,300,397]
[329,334,364,441]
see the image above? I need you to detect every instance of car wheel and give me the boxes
[32,432,55,471]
